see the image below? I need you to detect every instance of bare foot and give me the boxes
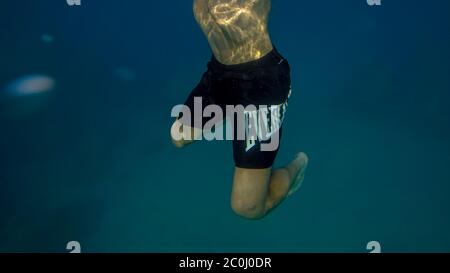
[287,152,309,197]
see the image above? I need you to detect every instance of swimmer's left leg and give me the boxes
[170,119,203,148]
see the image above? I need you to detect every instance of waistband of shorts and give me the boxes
[208,47,286,72]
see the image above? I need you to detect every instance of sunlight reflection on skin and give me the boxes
[209,0,257,25]
[194,0,273,65]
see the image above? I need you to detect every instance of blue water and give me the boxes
[0,0,449,253]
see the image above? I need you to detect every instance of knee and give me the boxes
[170,124,187,149]
[231,199,266,220]
[171,137,186,149]
[170,129,185,148]
[170,120,194,148]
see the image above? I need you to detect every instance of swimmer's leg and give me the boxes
[170,119,203,148]
[231,152,309,219]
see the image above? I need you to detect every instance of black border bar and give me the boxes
[1,253,449,272]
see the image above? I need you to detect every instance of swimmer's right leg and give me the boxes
[170,119,203,148]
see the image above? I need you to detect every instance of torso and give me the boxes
[193,0,273,65]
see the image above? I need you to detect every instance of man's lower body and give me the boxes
[171,48,309,219]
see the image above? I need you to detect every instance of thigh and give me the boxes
[232,127,283,169]
[179,69,226,132]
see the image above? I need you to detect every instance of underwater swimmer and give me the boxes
[171,0,309,219]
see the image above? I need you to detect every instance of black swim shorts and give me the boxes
[179,47,292,169]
